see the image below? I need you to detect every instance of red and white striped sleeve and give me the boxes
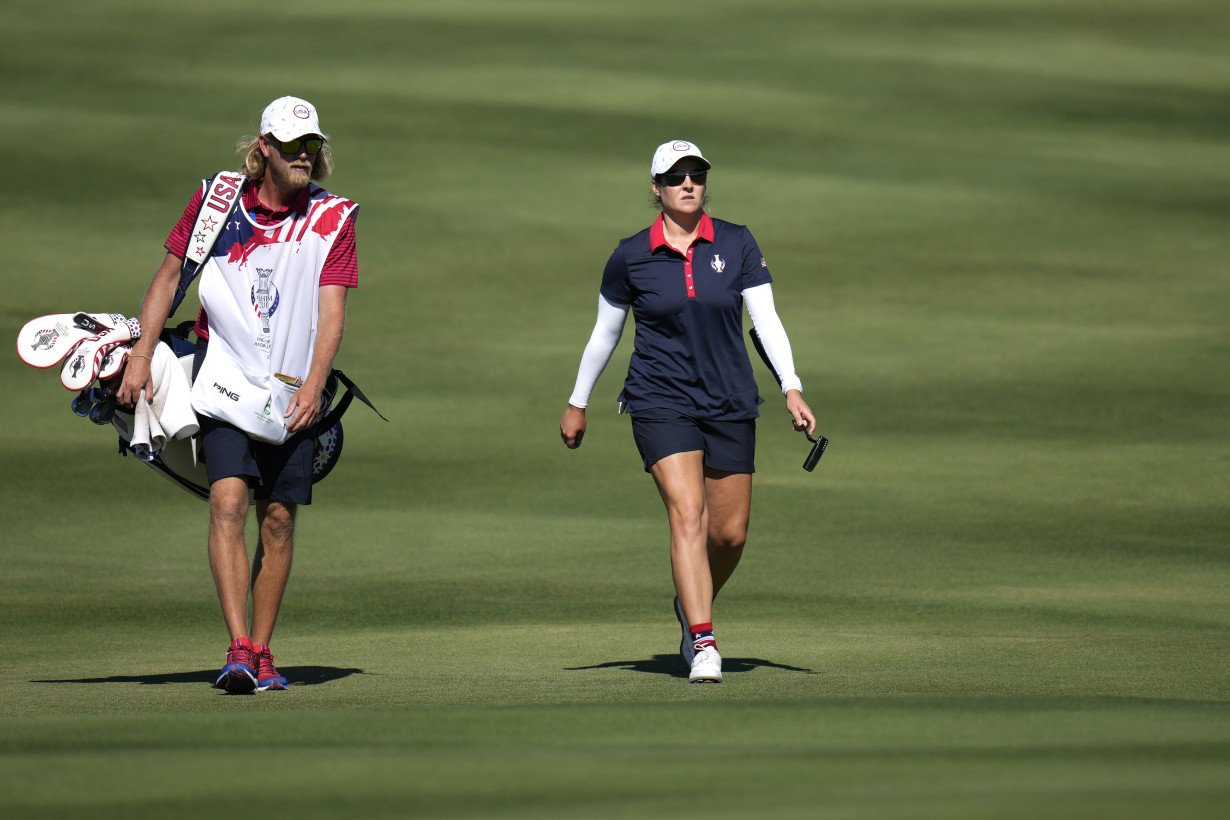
[320,216,358,288]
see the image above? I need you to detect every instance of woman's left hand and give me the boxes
[785,389,816,437]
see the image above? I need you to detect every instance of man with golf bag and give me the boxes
[117,96,360,693]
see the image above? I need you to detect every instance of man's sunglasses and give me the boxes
[657,170,708,187]
[266,135,325,155]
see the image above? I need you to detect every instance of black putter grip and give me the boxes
[749,328,782,388]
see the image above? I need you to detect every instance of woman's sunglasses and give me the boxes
[657,170,708,187]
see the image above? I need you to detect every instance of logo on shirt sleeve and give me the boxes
[760,257,768,268]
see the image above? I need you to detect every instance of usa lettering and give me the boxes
[205,174,243,213]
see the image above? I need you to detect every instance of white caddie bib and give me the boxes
[190,184,357,443]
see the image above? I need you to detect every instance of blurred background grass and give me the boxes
[1,1,1228,816]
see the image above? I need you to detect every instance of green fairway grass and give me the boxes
[2,0,1228,816]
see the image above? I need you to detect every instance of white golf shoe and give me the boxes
[689,646,722,684]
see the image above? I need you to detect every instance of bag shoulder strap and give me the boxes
[319,368,389,433]
[171,171,246,316]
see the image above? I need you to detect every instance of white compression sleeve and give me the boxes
[567,294,629,408]
[743,282,803,395]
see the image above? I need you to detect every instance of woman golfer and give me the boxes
[560,140,815,683]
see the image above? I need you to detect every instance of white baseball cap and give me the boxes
[650,140,711,178]
[260,96,326,141]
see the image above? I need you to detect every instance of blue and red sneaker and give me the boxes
[254,644,289,691]
[213,636,257,694]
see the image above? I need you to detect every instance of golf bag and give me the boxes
[20,313,384,501]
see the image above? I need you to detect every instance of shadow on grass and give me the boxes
[30,666,367,687]
[566,654,814,679]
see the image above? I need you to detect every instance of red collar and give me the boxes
[242,178,310,216]
[649,213,714,254]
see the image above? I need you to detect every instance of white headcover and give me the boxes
[97,342,133,381]
[58,317,141,391]
[17,312,127,369]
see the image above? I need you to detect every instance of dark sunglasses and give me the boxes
[266,135,325,155]
[657,170,708,187]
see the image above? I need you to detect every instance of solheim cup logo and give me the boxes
[30,328,58,351]
[251,268,281,333]
[67,351,86,380]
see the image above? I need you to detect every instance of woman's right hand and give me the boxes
[560,404,587,449]
[785,389,816,438]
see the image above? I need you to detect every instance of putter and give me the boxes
[803,433,828,472]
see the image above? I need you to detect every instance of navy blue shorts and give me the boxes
[630,409,756,474]
[198,416,315,505]
[193,347,313,505]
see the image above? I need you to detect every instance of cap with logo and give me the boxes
[261,96,327,141]
[650,140,711,179]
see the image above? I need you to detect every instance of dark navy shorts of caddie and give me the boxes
[193,347,314,505]
[198,416,315,505]
[630,409,756,474]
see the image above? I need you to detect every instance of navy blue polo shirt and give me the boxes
[600,213,772,420]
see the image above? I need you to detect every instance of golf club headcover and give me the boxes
[59,317,142,391]
[97,341,133,380]
[17,312,129,370]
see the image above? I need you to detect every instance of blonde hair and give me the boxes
[237,135,333,182]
